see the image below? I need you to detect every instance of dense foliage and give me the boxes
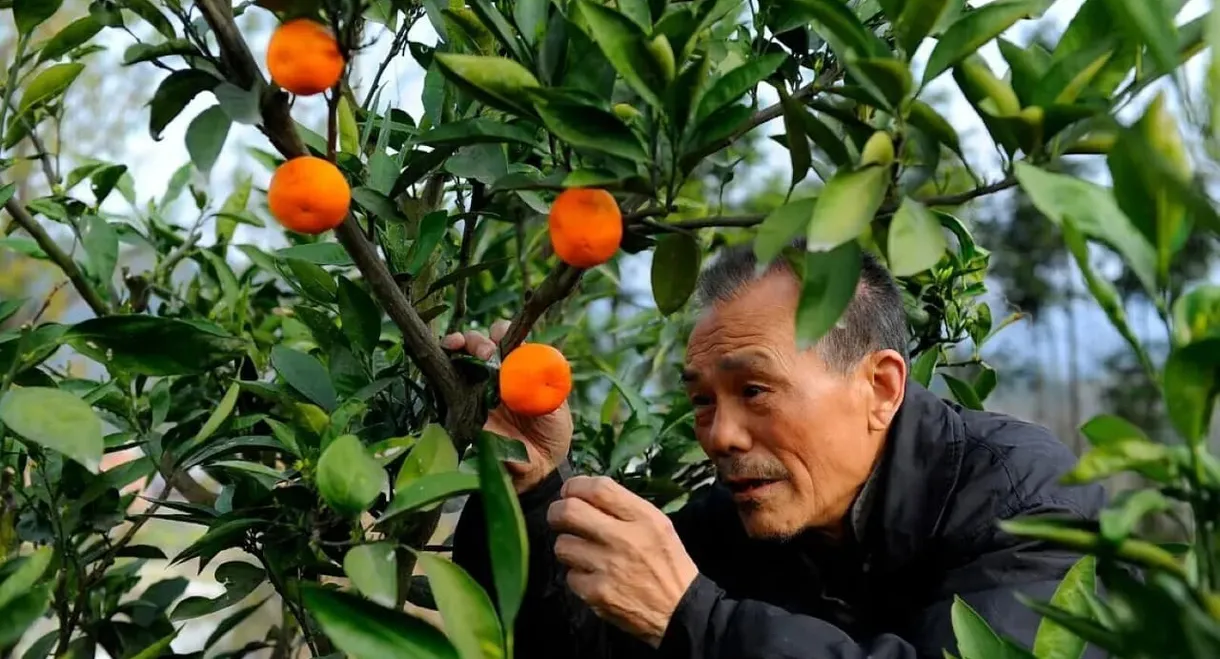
[0,0,1217,657]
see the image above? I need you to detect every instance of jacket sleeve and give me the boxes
[451,464,655,658]
[656,499,1102,659]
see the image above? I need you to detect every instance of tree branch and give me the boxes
[631,177,1020,234]
[195,0,466,407]
[3,195,109,316]
[500,264,583,355]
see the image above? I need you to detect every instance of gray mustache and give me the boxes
[715,456,789,482]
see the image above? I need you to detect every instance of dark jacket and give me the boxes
[453,381,1108,658]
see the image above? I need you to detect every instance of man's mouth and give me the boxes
[724,478,782,499]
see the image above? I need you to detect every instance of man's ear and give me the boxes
[865,349,906,432]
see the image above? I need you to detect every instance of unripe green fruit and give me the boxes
[859,131,895,168]
[613,103,641,122]
[647,34,676,85]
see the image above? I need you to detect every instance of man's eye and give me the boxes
[743,385,765,398]
[691,394,713,407]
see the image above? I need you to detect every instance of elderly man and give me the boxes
[443,240,1106,658]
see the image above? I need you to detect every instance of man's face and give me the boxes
[682,272,902,541]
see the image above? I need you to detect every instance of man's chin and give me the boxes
[735,497,801,541]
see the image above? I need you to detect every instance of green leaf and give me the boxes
[18,62,84,115]
[695,53,787,123]
[14,0,62,36]
[1100,489,1171,543]
[185,105,231,175]
[907,100,963,157]
[1013,162,1156,301]
[922,0,1052,84]
[1104,0,1179,73]
[572,0,665,108]
[284,257,338,303]
[893,0,953,54]
[793,241,861,350]
[531,93,647,162]
[0,546,53,610]
[379,472,479,523]
[271,345,338,411]
[127,631,179,659]
[650,233,701,316]
[1032,38,1116,106]
[37,16,103,63]
[1033,554,1096,659]
[1107,96,1196,281]
[887,198,947,276]
[609,420,655,473]
[1163,340,1220,446]
[942,373,983,410]
[416,118,538,148]
[799,110,851,167]
[317,434,386,518]
[514,0,549,46]
[404,211,448,277]
[338,95,359,154]
[1062,415,1172,484]
[433,53,540,117]
[0,386,103,472]
[175,382,240,463]
[122,39,199,66]
[301,584,459,659]
[780,91,811,192]
[851,57,914,109]
[476,431,528,638]
[338,277,383,355]
[789,0,889,61]
[754,198,815,266]
[80,215,118,289]
[344,543,398,607]
[911,348,939,387]
[396,424,459,491]
[352,187,405,223]
[950,595,1033,659]
[416,552,505,659]
[998,517,1185,577]
[148,69,221,140]
[806,164,889,251]
[0,584,51,649]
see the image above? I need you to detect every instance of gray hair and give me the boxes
[693,236,910,372]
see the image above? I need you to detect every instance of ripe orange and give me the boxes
[498,343,572,417]
[266,18,344,96]
[268,156,351,235]
[547,188,622,268]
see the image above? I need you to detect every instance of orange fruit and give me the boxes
[266,18,344,96]
[268,156,351,234]
[547,188,622,268]
[498,343,572,417]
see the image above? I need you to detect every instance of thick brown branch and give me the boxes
[3,195,109,316]
[500,264,583,355]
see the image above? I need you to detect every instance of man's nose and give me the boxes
[705,407,753,456]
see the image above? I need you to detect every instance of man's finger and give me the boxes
[440,332,465,351]
[553,532,604,572]
[547,497,619,543]
[561,475,645,522]
[463,330,497,360]
[490,318,512,344]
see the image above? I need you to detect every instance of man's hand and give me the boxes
[441,319,573,493]
[547,475,699,648]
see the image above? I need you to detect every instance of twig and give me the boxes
[1,97,58,185]
[3,194,109,316]
[631,176,1020,235]
[684,68,838,164]
[500,264,583,354]
[362,20,412,111]
[30,281,68,325]
[447,184,484,335]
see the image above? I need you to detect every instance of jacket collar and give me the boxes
[851,380,966,570]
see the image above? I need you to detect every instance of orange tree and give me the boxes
[0,0,1218,657]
